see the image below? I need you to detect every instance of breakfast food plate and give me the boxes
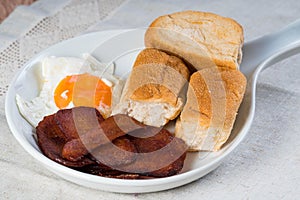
[6,12,300,192]
[5,28,242,193]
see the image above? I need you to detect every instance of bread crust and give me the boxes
[130,48,189,105]
[145,10,244,71]
[113,48,190,127]
[175,68,246,151]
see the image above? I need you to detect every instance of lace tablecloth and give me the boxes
[1,0,299,199]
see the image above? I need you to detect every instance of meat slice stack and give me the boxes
[36,107,187,179]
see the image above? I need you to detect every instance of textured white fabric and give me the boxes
[0,0,300,199]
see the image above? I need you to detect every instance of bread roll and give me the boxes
[175,68,246,151]
[113,48,190,127]
[145,11,244,71]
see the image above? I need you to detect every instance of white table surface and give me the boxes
[0,0,299,199]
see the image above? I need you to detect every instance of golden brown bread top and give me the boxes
[176,68,246,151]
[184,68,246,129]
[221,70,247,132]
[133,48,190,78]
[187,70,212,129]
[129,48,190,106]
[145,10,244,71]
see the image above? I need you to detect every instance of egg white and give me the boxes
[16,55,124,127]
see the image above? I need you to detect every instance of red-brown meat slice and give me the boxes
[61,114,146,161]
[121,128,188,177]
[91,136,137,167]
[36,114,96,167]
[54,107,104,140]
[37,108,187,179]
[37,110,136,169]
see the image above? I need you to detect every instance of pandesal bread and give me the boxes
[145,10,244,71]
[175,68,246,151]
[113,48,190,127]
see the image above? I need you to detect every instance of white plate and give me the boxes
[5,29,250,193]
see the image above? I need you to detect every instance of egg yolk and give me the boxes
[54,73,112,109]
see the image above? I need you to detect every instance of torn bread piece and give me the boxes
[145,10,244,71]
[175,68,246,151]
[113,48,190,127]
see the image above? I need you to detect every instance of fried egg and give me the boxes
[16,55,124,127]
